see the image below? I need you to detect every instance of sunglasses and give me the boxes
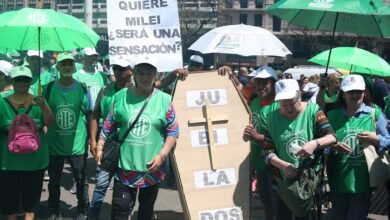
[13,76,32,83]
[346,90,364,95]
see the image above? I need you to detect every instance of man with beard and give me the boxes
[44,53,92,220]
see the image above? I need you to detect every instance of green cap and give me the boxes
[11,66,32,79]
[57,52,75,63]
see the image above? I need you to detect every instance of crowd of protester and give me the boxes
[1,49,390,220]
[0,49,187,220]
[220,64,390,220]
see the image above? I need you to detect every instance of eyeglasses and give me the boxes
[13,76,32,83]
[346,90,364,95]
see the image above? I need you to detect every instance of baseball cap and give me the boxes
[134,56,158,71]
[275,79,300,101]
[10,66,32,79]
[27,50,43,58]
[111,57,133,69]
[341,74,365,92]
[253,66,277,80]
[56,52,75,63]
[0,60,13,76]
[82,47,99,56]
[190,55,203,64]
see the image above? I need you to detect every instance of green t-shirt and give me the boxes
[44,81,89,156]
[250,98,263,170]
[266,103,318,178]
[327,107,379,193]
[95,83,119,121]
[250,98,279,170]
[324,91,338,103]
[73,69,108,109]
[30,72,53,96]
[257,101,279,170]
[0,98,48,170]
[113,88,171,172]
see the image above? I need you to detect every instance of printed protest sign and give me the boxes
[107,0,183,72]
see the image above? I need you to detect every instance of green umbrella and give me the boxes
[266,0,390,37]
[308,47,390,77]
[0,48,19,56]
[0,7,99,51]
[266,0,390,75]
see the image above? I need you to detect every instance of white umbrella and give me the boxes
[188,24,291,57]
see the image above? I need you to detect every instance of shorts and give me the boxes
[0,169,45,215]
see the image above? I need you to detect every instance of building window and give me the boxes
[226,0,233,8]
[273,16,281,32]
[254,14,263,27]
[255,0,263,8]
[240,0,248,8]
[240,14,247,24]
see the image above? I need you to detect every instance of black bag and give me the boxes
[100,92,152,173]
[99,135,122,173]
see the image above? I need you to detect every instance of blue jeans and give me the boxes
[89,167,113,218]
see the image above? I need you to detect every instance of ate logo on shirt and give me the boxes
[56,108,76,129]
[286,137,307,160]
[130,115,151,138]
[342,134,363,159]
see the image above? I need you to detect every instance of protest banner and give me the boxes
[172,71,251,219]
[107,0,183,72]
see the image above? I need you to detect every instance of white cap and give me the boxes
[27,50,43,58]
[82,47,99,56]
[134,56,158,71]
[275,79,300,101]
[303,82,319,93]
[69,49,78,57]
[111,57,133,68]
[248,70,257,77]
[0,60,13,76]
[341,74,365,92]
[190,55,203,64]
[253,66,277,80]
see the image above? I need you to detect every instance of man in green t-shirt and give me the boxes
[73,47,108,110]
[44,53,91,220]
[25,50,54,96]
[242,66,279,220]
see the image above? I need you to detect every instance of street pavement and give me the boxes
[1,156,388,220]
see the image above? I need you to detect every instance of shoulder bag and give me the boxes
[363,108,390,188]
[100,92,152,173]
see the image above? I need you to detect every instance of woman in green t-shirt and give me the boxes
[96,59,179,220]
[327,74,390,220]
[0,66,53,220]
[262,79,337,220]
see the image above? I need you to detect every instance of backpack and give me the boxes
[5,98,41,154]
